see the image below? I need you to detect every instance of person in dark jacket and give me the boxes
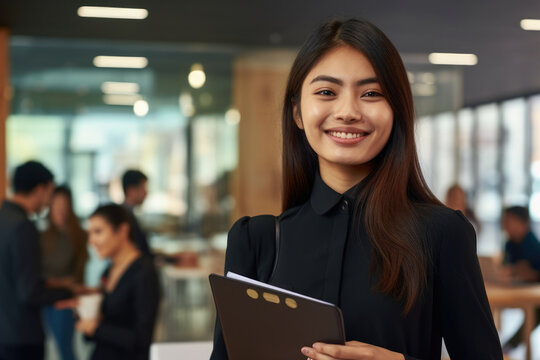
[502,206,540,349]
[0,161,72,360]
[121,169,152,257]
[211,18,503,360]
[75,203,160,360]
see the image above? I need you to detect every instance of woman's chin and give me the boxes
[94,249,107,259]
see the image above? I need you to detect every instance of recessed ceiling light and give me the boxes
[225,108,241,125]
[101,82,140,94]
[103,94,142,106]
[521,19,540,31]
[93,56,148,69]
[428,53,478,66]
[77,6,148,20]
[133,100,149,117]
[188,63,206,89]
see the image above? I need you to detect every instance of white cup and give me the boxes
[77,293,103,319]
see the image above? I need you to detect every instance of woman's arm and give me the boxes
[211,215,277,359]
[211,216,255,360]
[438,211,503,359]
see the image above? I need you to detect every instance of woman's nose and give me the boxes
[334,95,362,122]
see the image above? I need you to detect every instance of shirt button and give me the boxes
[342,200,349,210]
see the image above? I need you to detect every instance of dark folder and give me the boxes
[209,273,346,360]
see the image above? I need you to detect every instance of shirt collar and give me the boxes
[310,173,343,215]
[310,172,369,215]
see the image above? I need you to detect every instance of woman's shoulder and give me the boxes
[131,256,158,279]
[416,203,476,245]
[229,204,303,236]
[417,203,473,229]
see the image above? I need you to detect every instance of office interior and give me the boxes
[2,1,540,359]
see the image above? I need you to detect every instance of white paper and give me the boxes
[226,271,334,306]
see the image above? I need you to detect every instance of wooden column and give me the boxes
[0,28,9,201]
[231,50,296,219]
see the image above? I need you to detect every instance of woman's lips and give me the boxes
[325,130,369,144]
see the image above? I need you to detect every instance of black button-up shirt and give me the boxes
[212,175,502,359]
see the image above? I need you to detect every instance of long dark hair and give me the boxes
[42,185,88,283]
[43,185,87,251]
[282,18,441,313]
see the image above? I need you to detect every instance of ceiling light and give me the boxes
[521,19,540,31]
[225,108,241,125]
[428,53,478,66]
[101,81,140,94]
[103,94,142,106]
[133,100,149,116]
[188,63,206,89]
[93,56,148,69]
[77,6,148,19]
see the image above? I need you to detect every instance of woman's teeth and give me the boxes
[329,131,364,139]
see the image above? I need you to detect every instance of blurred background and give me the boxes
[1,1,540,359]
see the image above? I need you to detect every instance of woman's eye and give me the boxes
[315,89,335,96]
[363,91,383,97]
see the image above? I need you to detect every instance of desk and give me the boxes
[485,284,540,360]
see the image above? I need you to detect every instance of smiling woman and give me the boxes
[211,18,503,360]
[78,204,160,360]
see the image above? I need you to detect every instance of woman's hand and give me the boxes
[301,341,405,360]
[75,318,100,336]
[46,276,74,288]
[514,260,540,282]
[54,297,79,310]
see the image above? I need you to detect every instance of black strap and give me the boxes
[269,216,280,282]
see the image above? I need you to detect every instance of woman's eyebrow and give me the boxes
[309,75,379,86]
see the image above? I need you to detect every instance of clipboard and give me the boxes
[209,273,346,360]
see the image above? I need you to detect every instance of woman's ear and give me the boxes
[118,222,131,241]
[292,102,304,130]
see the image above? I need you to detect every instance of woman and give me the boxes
[76,204,160,360]
[211,19,502,359]
[41,185,88,360]
[444,184,480,232]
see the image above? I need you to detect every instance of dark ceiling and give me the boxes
[2,0,540,106]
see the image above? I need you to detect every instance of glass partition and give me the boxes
[501,98,528,207]
[475,103,502,253]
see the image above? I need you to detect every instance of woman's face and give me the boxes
[295,45,393,182]
[88,215,125,259]
[50,193,70,228]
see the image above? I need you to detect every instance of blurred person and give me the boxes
[121,169,152,257]
[501,206,540,350]
[0,161,73,360]
[121,170,195,267]
[502,206,540,282]
[445,184,479,231]
[41,185,88,360]
[76,203,160,360]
